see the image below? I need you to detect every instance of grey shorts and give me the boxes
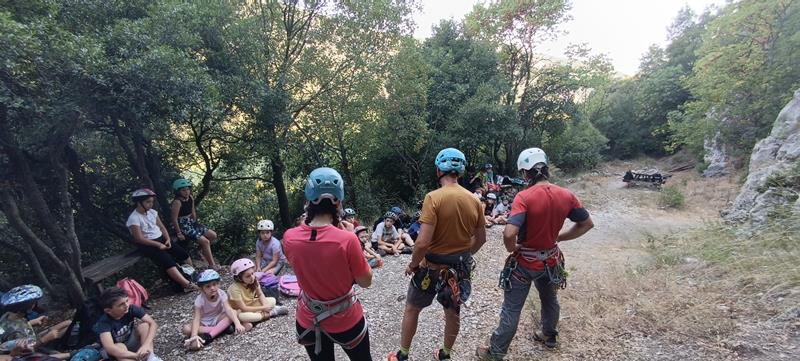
[405,268,460,312]
[101,329,140,359]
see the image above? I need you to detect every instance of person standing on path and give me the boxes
[283,167,374,361]
[477,147,594,360]
[389,148,487,361]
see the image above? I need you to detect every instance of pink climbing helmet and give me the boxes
[230,258,255,277]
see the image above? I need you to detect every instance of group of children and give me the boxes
[0,174,459,360]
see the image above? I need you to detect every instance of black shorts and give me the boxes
[136,236,190,270]
[406,268,463,312]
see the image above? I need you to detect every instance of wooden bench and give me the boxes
[82,250,142,294]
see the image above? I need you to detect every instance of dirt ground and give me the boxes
[144,159,798,360]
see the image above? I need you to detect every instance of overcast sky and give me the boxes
[413,0,725,76]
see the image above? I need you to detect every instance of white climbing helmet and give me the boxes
[517,148,548,171]
[257,219,274,231]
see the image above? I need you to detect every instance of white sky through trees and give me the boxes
[413,0,725,76]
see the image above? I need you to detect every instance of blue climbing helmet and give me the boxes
[434,148,466,175]
[1,285,43,307]
[196,269,221,286]
[390,206,403,215]
[71,348,102,361]
[304,167,345,204]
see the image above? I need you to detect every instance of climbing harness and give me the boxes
[296,287,367,355]
[499,247,568,290]
[412,252,476,309]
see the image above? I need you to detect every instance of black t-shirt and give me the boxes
[92,305,146,343]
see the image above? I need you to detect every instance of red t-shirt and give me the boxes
[282,224,371,333]
[508,183,587,270]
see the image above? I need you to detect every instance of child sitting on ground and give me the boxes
[170,178,220,270]
[372,211,412,256]
[254,220,287,275]
[343,208,361,227]
[182,270,250,351]
[0,285,71,360]
[489,196,510,225]
[93,287,161,361]
[355,226,383,268]
[228,258,288,324]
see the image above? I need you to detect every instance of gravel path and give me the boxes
[148,172,744,360]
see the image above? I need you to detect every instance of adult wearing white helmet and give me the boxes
[254,219,286,274]
[478,148,594,359]
[390,148,487,361]
[282,167,373,360]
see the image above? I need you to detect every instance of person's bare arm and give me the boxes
[557,217,594,242]
[502,224,520,253]
[138,314,158,358]
[470,224,487,254]
[354,269,373,288]
[170,200,184,240]
[129,226,164,248]
[407,223,434,273]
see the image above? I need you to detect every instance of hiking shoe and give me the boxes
[533,330,558,349]
[224,324,235,335]
[199,332,214,345]
[387,350,408,361]
[475,346,500,360]
[433,348,451,360]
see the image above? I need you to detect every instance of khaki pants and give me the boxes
[236,297,276,322]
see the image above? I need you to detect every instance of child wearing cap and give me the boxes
[182,270,251,350]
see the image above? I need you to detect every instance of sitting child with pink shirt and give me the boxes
[182,270,251,350]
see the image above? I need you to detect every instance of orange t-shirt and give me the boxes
[418,184,485,255]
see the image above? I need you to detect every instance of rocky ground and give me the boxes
[145,161,797,360]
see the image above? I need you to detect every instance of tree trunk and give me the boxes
[267,125,292,228]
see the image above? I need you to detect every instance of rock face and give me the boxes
[724,89,800,225]
[703,131,730,177]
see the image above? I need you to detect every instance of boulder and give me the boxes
[724,89,800,225]
[703,131,730,177]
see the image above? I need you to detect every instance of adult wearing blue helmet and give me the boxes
[390,148,487,361]
[283,167,373,360]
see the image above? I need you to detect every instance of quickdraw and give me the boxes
[498,254,518,290]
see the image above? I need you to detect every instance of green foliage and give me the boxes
[546,120,608,171]
[658,185,686,209]
[671,0,800,158]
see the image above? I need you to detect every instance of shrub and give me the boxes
[659,185,685,208]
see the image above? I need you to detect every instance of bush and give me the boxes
[659,185,685,208]
[546,120,609,172]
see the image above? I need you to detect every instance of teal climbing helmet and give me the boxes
[435,148,466,175]
[172,178,192,191]
[304,167,345,204]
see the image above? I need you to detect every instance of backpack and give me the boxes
[279,275,301,297]
[59,297,104,350]
[116,278,149,308]
[257,272,281,301]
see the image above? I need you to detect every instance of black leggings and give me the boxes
[136,236,190,270]
[296,317,372,361]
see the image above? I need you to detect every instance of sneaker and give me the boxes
[387,350,408,361]
[270,305,289,317]
[475,346,499,360]
[533,330,558,349]
[433,348,451,360]
[199,332,214,346]
[224,324,235,335]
